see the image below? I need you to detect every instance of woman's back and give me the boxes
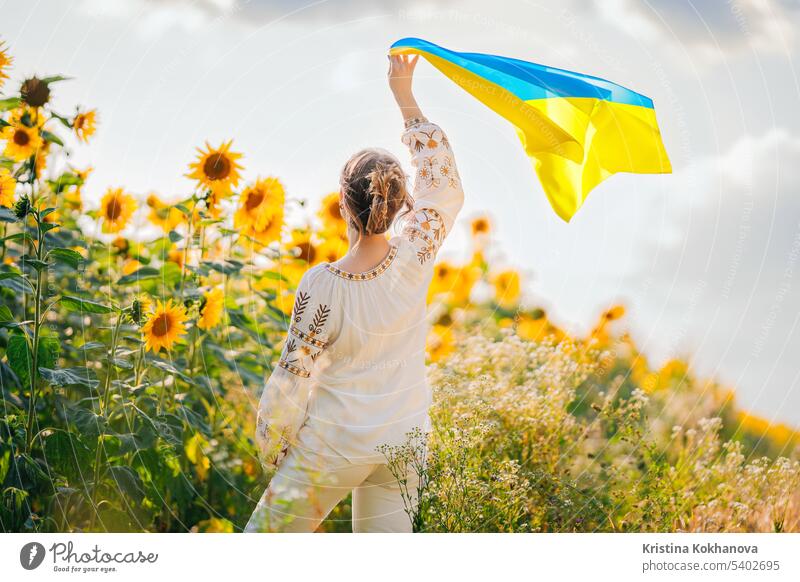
[258,119,463,465]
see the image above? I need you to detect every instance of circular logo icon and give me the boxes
[20,542,46,570]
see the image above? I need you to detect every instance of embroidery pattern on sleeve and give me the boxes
[402,207,446,265]
[277,291,330,378]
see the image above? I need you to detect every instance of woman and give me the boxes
[244,54,464,533]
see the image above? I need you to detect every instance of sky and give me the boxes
[3,0,800,424]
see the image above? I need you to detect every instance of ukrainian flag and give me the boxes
[389,38,671,222]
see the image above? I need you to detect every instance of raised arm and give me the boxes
[389,54,465,266]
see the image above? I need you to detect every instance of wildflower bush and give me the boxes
[1,42,798,533]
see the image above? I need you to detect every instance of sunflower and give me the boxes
[126,294,153,326]
[64,166,92,210]
[234,177,285,232]
[0,169,16,207]
[99,187,136,233]
[318,191,347,236]
[426,324,454,362]
[1,122,43,162]
[427,260,458,301]
[197,287,225,330]
[142,299,188,353]
[0,40,12,89]
[470,215,491,237]
[7,106,46,129]
[146,193,184,232]
[187,140,243,197]
[167,248,184,268]
[73,109,97,143]
[491,269,521,308]
[603,304,626,321]
[288,229,323,265]
[317,236,346,264]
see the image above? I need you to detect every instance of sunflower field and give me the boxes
[1,41,798,533]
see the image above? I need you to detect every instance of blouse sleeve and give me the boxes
[400,120,465,266]
[254,267,335,470]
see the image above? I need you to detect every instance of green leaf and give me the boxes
[6,333,32,388]
[22,258,48,272]
[0,304,12,323]
[0,272,33,293]
[112,358,133,370]
[67,407,107,437]
[43,431,92,482]
[146,357,194,385]
[0,207,20,223]
[39,75,72,84]
[107,466,145,504]
[0,97,21,112]
[38,335,60,370]
[116,266,160,285]
[0,231,34,245]
[48,247,84,269]
[38,366,99,389]
[201,259,244,275]
[48,172,83,195]
[168,230,183,243]
[60,295,114,314]
[40,130,64,147]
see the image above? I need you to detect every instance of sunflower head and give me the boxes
[1,122,43,162]
[126,294,153,326]
[141,299,188,352]
[20,76,51,108]
[197,287,225,330]
[426,324,454,363]
[73,109,97,143]
[100,187,136,233]
[234,177,285,232]
[492,269,521,308]
[0,169,16,208]
[187,140,243,197]
[603,305,626,321]
[146,193,184,232]
[0,41,13,88]
[470,216,491,237]
[12,194,31,220]
[318,191,347,236]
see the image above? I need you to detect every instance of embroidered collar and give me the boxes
[325,244,398,281]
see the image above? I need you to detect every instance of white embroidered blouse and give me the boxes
[254,120,464,468]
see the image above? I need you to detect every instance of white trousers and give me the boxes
[244,444,417,533]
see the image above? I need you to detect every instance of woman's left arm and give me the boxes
[254,268,336,471]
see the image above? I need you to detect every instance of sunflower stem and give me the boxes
[24,212,44,454]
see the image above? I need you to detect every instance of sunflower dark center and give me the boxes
[13,129,30,146]
[203,153,231,181]
[245,190,264,210]
[105,197,123,220]
[297,242,316,263]
[151,313,172,337]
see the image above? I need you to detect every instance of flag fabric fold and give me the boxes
[389,37,672,222]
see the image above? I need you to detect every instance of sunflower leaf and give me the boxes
[116,266,160,285]
[0,207,20,223]
[0,97,21,112]
[41,130,64,147]
[0,272,34,293]
[60,295,115,314]
[48,247,84,269]
[38,366,99,389]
